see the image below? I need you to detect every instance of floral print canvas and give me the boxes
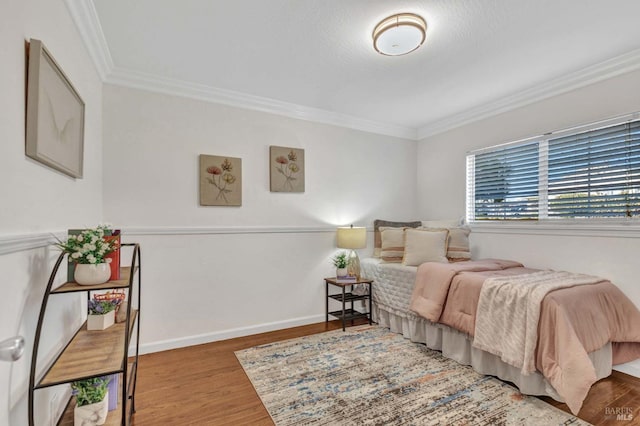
[199,154,242,206]
[270,146,304,192]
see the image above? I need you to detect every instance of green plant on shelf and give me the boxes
[88,298,121,315]
[55,224,118,264]
[331,252,351,269]
[71,376,110,406]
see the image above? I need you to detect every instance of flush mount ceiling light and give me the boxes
[372,13,427,56]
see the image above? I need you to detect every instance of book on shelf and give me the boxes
[104,230,121,281]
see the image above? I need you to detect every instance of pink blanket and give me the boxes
[409,259,523,322]
[409,260,640,415]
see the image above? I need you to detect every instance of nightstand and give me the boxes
[324,277,373,331]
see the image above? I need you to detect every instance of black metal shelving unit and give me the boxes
[325,278,373,331]
[28,243,141,426]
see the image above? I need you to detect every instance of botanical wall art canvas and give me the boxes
[270,146,305,192]
[25,39,85,178]
[199,154,242,206]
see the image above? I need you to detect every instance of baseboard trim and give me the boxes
[134,314,325,355]
[613,361,640,379]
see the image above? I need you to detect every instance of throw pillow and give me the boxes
[402,228,449,266]
[379,227,407,263]
[446,227,472,261]
[373,219,421,257]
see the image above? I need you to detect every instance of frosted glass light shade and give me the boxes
[373,13,427,56]
[337,226,367,249]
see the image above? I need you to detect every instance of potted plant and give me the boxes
[87,298,121,331]
[71,376,110,425]
[56,225,119,285]
[331,252,350,278]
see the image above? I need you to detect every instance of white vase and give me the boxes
[74,391,108,425]
[336,267,348,278]
[74,263,111,285]
[87,310,115,331]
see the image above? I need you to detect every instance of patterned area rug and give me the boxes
[236,325,590,425]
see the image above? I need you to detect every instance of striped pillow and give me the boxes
[446,227,471,261]
[373,219,421,257]
[379,227,406,263]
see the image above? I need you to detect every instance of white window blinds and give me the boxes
[469,141,539,220]
[547,121,640,218]
[466,116,640,222]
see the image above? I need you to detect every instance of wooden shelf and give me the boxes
[57,364,136,426]
[328,308,369,322]
[329,292,369,303]
[51,267,138,293]
[58,397,125,426]
[37,311,138,388]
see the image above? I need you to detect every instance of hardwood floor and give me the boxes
[131,321,640,425]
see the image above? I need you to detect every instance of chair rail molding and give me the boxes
[0,231,65,256]
[122,225,362,236]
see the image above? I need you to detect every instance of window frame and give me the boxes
[466,112,640,234]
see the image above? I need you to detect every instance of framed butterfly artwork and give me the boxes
[25,39,85,178]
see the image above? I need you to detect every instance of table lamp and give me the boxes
[336,225,367,278]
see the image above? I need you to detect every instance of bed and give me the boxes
[360,255,640,415]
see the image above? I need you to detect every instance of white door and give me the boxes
[1,250,44,426]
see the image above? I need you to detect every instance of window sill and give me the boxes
[468,220,640,238]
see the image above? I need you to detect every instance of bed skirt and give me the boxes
[372,303,612,402]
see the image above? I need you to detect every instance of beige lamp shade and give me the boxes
[337,226,367,249]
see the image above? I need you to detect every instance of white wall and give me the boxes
[0,0,103,424]
[102,84,418,352]
[417,68,640,377]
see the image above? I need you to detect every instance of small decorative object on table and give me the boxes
[94,290,127,323]
[336,225,367,278]
[55,224,119,285]
[87,296,121,331]
[71,376,110,426]
[105,373,119,411]
[331,251,351,278]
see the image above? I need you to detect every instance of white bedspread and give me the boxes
[472,270,602,375]
[360,258,417,318]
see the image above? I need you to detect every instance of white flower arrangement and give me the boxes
[56,224,118,265]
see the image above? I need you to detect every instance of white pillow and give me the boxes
[402,229,449,266]
[420,226,472,261]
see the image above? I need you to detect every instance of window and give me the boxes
[466,115,640,222]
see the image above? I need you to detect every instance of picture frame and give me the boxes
[270,146,305,192]
[199,154,242,206]
[25,39,85,178]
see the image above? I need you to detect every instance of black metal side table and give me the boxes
[325,277,373,331]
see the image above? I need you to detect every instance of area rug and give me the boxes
[235,325,590,425]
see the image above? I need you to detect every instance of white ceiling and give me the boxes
[72,0,640,139]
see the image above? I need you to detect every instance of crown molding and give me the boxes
[67,1,640,142]
[417,48,640,140]
[105,67,417,140]
[64,0,113,80]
